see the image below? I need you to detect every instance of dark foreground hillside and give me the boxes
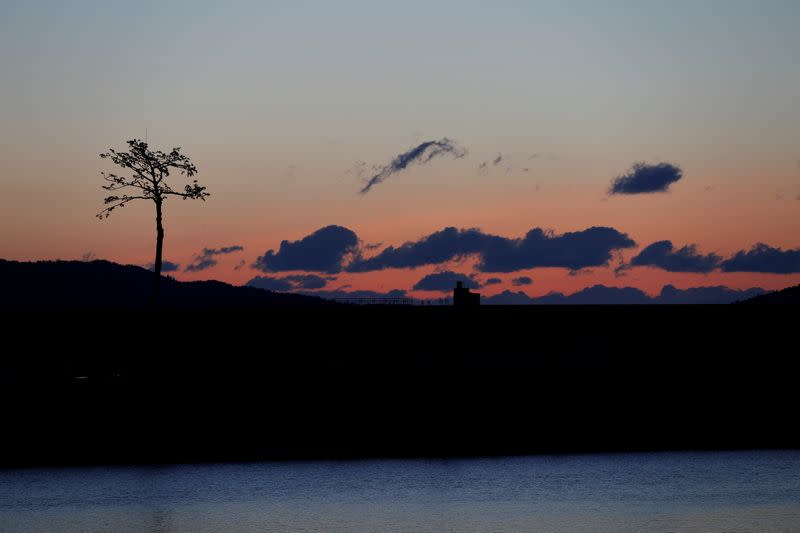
[740,283,800,304]
[1,302,797,467]
[0,259,331,310]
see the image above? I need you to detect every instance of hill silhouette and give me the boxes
[0,259,331,310]
[1,258,798,466]
[740,283,800,304]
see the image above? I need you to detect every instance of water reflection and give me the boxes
[1,451,799,533]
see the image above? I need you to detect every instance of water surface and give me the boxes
[1,451,799,532]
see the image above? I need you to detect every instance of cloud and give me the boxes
[720,243,800,273]
[283,274,331,289]
[246,273,332,292]
[259,224,636,276]
[484,277,502,285]
[208,246,244,254]
[346,225,635,273]
[360,138,466,194]
[147,260,180,272]
[253,225,358,273]
[477,227,636,272]
[628,240,721,273]
[246,276,293,292]
[609,162,683,195]
[185,245,244,272]
[348,227,493,272]
[483,285,764,305]
[478,153,508,175]
[511,276,533,286]
[184,258,216,272]
[412,271,480,292]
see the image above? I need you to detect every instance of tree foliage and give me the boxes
[97,139,208,219]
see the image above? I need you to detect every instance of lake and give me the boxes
[1,451,799,532]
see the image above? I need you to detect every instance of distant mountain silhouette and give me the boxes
[0,259,331,310]
[483,284,765,305]
[739,283,800,304]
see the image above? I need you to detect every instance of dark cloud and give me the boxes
[185,245,244,272]
[246,273,332,292]
[720,243,800,273]
[147,260,180,272]
[283,274,331,289]
[208,246,244,254]
[348,226,635,273]
[185,258,216,272]
[348,227,492,272]
[360,138,466,194]
[253,225,358,273]
[477,227,636,272]
[246,276,293,292]
[609,162,683,195]
[483,285,764,305]
[629,240,721,273]
[484,277,502,285]
[412,271,480,292]
[511,276,533,286]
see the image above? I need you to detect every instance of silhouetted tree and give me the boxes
[98,139,209,305]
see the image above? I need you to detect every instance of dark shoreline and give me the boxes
[1,305,797,467]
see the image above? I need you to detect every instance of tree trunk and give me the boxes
[151,200,164,307]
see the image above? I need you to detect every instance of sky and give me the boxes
[1,1,799,299]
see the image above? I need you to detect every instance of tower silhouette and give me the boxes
[453,281,480,306]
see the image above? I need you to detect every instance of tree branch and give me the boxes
[96,195,150,219]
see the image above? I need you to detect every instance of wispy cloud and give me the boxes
[478,153,509,175]
[147,260,180,272]
[185,245,244,272]
[246,273,333,292]
[359,138,466,194]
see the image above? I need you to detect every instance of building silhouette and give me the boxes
[453,281,480,306]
